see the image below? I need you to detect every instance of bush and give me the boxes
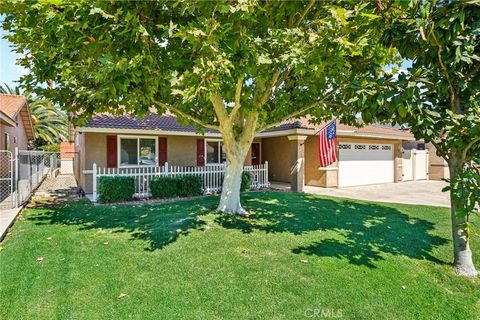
[151,175,203,199]
[98,176,135,203]
[241,172,251,192]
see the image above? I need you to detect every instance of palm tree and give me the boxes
[0,83,67,145]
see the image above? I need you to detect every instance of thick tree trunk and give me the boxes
[217,139,252,215]
[448,157,478,277]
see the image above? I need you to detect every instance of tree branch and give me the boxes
[229,76,244,122]
[462,136,480,161]
[152,99,219,131]
[429,24,456,111]
[295,0,316,28]
[210,93,228,120]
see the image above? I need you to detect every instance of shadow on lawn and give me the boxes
[28,198,217,251]
[28,192,448,267]
[215,193,449,268]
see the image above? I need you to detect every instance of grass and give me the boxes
[0,191,479,319]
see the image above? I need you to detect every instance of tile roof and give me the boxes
[85,113,218,133]
[266,116,414,138]
[0,94,35,140]
[83,113,413,139]
[0,94,27,121]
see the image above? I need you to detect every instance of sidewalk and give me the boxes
[0,207,22,241]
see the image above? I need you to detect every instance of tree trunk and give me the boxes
[448,157,478,277]
[217,139,252,215]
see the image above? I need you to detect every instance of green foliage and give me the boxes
[443,164,480,236]
[0,1,396,128]
[151,175,203,199]
[0,83,67,146]
[38,143,60,152]
[98,176,135,203]
[241,172,251,192]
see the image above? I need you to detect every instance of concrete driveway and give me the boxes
[303,180,450,207]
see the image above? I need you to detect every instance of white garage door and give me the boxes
[338,143,394,187]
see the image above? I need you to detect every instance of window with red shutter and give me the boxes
[106,135,117,168]
[158,137,167,166]
[196,139,205,166]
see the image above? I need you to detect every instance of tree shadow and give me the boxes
[215,193,449,268]
[28,198,217,251]
[27,192,449,267]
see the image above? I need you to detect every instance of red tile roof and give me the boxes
[0,94,27,120]
[0,94,35,140]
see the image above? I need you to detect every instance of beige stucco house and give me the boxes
[0,94,35,152]
[74,113,416,194]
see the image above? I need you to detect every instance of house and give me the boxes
[0,94,35,152]
[74,113,416,194]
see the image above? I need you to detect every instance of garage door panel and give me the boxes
[338,143,394,187]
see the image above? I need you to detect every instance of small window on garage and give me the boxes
[354,144,366,150]
[339,144,351,149]
[368,145,379,150]
[382,145,392,150]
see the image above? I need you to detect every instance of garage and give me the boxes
[338,143,394,187]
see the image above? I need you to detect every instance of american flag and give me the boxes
[318,120,337,167]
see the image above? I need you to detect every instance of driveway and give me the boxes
[303,180,450,207]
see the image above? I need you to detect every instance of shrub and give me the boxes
[151,175,203,199]
[241,171,251,192]
[98,176,135,203]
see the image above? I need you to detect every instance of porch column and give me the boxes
[288,135,308,192]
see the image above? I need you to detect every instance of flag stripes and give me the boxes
[318,120,337,167]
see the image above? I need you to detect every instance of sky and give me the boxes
[0,27,28,89]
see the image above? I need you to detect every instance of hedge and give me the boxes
[98,176,135,203]
[151,175,203,199]
[241,172,251,192]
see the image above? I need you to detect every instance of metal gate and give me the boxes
[0,151,14,209]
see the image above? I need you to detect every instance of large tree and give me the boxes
[341,0,479,277]
[1,0,397,214]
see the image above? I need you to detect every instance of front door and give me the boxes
[251,143,260,166]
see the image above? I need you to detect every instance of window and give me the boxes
[206,140,226,164]
[119,136,157,167]
[368,145,379,150]
[3,133,10,151]
[382,145,392,151]
[354,144,366,150]
[339,144,351,149]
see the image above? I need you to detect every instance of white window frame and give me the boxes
[117,135,158,168]
[205,139,225,165]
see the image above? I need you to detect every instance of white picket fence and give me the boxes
[92,161,269,202]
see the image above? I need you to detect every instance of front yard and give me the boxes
[0,192,479,319]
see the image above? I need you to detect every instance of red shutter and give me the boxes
[158,137,167,166]
[196,139,205,166]
[106,135,117,168]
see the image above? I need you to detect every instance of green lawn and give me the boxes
[0,192,478,319]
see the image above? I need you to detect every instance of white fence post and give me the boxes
[165,162,169,177]
[265,161,269,187]
[92,163,97,202]
[14,147,19,208]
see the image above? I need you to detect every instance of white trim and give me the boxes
[318,166,338,171]
[117,135,158,168]
[204,138,225,165]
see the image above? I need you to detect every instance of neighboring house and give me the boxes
[0,94,35,152]
[74,113,416,194]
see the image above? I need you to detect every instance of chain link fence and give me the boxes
[0,151,14,209]
[0,149,61,209]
